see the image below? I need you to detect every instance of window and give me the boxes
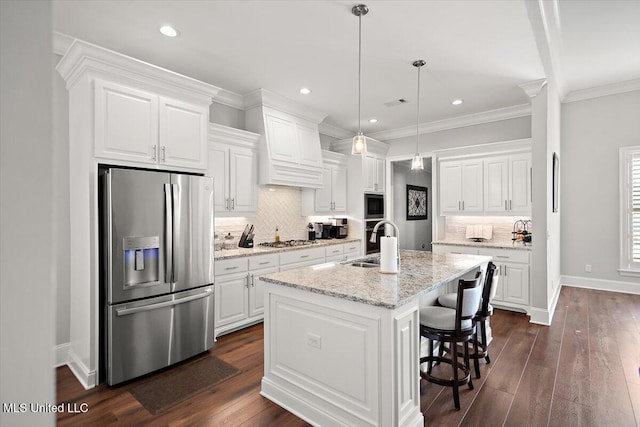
[619,146,640,276]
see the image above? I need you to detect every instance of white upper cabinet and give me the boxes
[245,89,327,188]
[158,97,208,170]
[484,153,531,215]
[58,40,219,172]
[308,151,348,214]
[363,155,386,193]
[94,80,159,165]
[94,80,210,171]
[208,123,260,216]
[439,159,483,215]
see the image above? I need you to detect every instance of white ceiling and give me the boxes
[52,0,640,137]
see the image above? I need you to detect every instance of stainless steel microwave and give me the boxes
[364,193,384,219]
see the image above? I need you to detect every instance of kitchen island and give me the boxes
[259,250,491,427]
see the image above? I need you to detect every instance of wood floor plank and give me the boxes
[459,384,513,427]
[483,330,537,395]
[503,363,556,427]
[548,396,595,427]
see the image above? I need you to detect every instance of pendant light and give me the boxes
[411,60,426,170]
[351,4,369,155]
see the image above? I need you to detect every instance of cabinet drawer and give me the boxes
[342,242,360,255]
[325,245,344,258]
[432,244,479,255]
[279,247,325,265]
[249,253,279,270]
[477,247,530,263]
[215,257,248,275]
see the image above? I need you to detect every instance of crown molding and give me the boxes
[213,88,245,110]
[208,122,260,149]
[53,32,74,56]
[518,79,548,98]
[563,78,640,103]
[367,104,531,142]
[243,88,328,124]
[318,122,353,139]
[56,38,221,103]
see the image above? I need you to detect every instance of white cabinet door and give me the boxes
[158,97,208,170]
[249,266,278,318]
[315,166,333,213]
[363,155,376,192]
[502,262,530,305]
[229,147,257,213]
[94,79,158,164]
[264,112,297,163]
[215,273,249,328]
[484,157,509,213]
[208,144,229,213]
[461,160,483,212]
[439,161,463,214]
[296,121,323,168]
[363,155,384,192]
[509,154,531,214]
[332,166,348,212]
[375,157,385,192]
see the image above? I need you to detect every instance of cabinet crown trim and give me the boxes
[56,38,220,103]
[208,123,260,149]
[243,88,328,124]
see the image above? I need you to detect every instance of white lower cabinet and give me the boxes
[432,244,530,310]
[215,243,362,337]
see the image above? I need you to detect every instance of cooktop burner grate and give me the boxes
[258,240,317,248]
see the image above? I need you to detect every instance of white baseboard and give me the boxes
[561,275,640,295]
[55,342,70,367]
[67,348,97,390]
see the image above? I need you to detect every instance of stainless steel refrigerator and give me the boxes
[100,167,214,385]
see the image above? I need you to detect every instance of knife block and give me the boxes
[239,238,253,248]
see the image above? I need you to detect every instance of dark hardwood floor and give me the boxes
[57,286,640,426]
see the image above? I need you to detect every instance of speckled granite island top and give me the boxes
[260,250,491,309]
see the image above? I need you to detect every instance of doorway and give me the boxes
[389,157,433,251]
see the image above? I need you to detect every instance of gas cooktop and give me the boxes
[259,240,318,248]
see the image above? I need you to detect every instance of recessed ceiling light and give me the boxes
[451,99,464,106]
[369,118,378,123]
[159,25,179,37]
[300,88,312,95]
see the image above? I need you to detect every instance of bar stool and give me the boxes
[419,276,483,410]
[437,262,498,378]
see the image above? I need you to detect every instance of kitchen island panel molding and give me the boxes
[262,283,423,427]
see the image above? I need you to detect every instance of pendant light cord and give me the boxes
[358,13,362,134]
[416,63,420,151]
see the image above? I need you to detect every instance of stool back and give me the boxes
[455,276,483,335]
[479,262,497,316]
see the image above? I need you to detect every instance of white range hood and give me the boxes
[245,89,327,188]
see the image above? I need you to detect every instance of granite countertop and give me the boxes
[260,250,491,309]
[214,238,361,260]
[432,240,532,251]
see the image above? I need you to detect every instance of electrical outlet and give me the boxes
[307,332,321,349]
[585,264,592,272]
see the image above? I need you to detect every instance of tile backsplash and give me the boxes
[215,185,313,243]
[444,216,532,245]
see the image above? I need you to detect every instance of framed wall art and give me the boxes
[406,185,428,220]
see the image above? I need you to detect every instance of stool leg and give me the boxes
[481,320,491,364]
[464,338,473,390]
[473,328,481,379]
[427,339,433,374]
[452,339,460,410]
[472,329,480,378]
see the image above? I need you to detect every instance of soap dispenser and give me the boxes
[275,226,280,243]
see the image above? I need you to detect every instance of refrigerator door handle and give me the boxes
[171,183,180,282]
[115,288,212,317]
[165,183,173,283]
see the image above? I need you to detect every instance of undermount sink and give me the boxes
[349,262,379,268]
